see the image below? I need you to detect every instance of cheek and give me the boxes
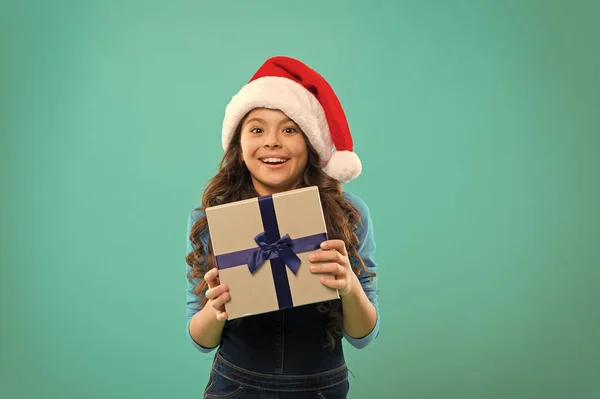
[291,139,308,162]
[298,147,309,167]
[239,136,257,159]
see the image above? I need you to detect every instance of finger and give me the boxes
[204,268,220,289]
[216,311,229,321]
[205,287,217,300]
[320,240,348,256]
[310,262,344,275]
[211,292,230,310]
[320,276,345,290]
[205,284,228,300]
[309,249,342,263]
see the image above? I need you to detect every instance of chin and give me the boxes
[258,178,297,192]
[264,181,292,191]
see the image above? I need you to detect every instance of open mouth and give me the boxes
[260,157,289,165]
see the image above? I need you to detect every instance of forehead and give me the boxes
[245,108,297,124]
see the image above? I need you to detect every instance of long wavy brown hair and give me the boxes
[186,112,375,350]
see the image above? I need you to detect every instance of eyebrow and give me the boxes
[244,117,296,126]
[244,117,265,125]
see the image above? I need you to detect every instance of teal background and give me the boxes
[1,0,599,398]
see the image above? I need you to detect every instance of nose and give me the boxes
[263,130,281,149]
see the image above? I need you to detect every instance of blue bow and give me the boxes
[248,231,301,274]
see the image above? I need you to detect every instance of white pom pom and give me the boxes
[323,151,362,183]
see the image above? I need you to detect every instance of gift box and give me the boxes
[205,186,339,319]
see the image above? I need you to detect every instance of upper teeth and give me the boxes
[262,158,287,163]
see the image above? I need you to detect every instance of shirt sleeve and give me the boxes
[185,208,218,353]
[343,195,380,349]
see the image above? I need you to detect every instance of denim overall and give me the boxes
[203,301,349,399]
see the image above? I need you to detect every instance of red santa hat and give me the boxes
[221,56,362,183]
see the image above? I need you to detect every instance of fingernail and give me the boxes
[309,254,315,261]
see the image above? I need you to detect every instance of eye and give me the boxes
[250,127,264,134]
[283,127,298,134]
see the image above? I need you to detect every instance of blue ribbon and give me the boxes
[215,232,327,273]
[214,195,326,310]
[249,232,301,274]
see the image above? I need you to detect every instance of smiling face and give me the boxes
[239,108,309,196]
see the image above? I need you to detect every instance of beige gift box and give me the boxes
[205,186,339,319]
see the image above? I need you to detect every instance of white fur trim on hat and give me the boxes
[323,150,362,183]
[222,76,334,165]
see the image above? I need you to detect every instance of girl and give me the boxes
[185,56,380,399]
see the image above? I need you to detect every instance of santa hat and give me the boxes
[221,56,362,183]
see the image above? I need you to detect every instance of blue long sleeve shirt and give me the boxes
[185,191,380,353]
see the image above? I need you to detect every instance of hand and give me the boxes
[203,267,230,321]
[309,240,359,297]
